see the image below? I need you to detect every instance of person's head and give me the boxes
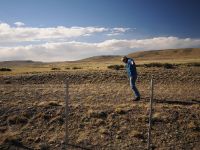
[121,56,128,63]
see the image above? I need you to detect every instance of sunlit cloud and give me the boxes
[0,22,133,43]
[0,23,108,42]
[0,37,199,62]
[14,22,25,27]
[107,27,131,36]
[113,28,130,32]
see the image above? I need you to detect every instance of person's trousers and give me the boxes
[130,76,140,98]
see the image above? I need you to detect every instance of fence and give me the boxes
[0,76,200,150]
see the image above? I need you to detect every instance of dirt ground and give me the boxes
[0,66,200,150]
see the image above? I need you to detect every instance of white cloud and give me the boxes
[0,37,200,62]
[107,27,130,36]
[14,22,25,27]
[107,32,121,36]
[113,28,130,32]
[0,22,135,43]
[0,23,108,42]
[97,37,200,50]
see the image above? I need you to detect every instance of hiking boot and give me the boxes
[133,97,140,101]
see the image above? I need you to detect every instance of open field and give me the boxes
[0,48,199,75]
[0,48,200,149]
[0,66,200,149]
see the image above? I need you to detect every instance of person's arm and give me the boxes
[129,59,136,77]
[129,67,134,78]
[130,59,135,66]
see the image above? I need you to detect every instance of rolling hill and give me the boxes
[80,55,121,62]
[78,48,200,63]
[128,48,200,60]
[0,60,43,67]
[0,48,199,67]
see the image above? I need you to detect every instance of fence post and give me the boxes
[64,81,69,150]
[147,75,154,150]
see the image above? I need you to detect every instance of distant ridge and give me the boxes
[128,48,200,60]
[79,48,200,62]
[0,60,43,67]
[81,55,121,62]
[0,48,199,66]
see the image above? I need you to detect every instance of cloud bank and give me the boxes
[0,22,199,61]
[0,23,109,42]
[0,37,200,62]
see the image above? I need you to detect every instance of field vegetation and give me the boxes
[0,48,200,149]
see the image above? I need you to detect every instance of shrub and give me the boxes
[0,68,12,71]
[4,133,22,147]
[65,67,70,70]
[8,115,28,125]
[163,63,174,69]
[39,143,50,150]
[144,63,163,68]
[87,109,107,119]
[5,80,11,84]
[186,62,200,67]
[72,67,82,69]
[51,67,61,70]
[136,64,143,67]
[129,130,144,139]
[107,65,124,70]
[144,63,174,69]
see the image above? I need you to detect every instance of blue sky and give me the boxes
[0,0,200,61]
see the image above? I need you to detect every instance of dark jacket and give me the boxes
[125,58,137,77]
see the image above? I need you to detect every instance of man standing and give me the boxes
[121,56,140,101]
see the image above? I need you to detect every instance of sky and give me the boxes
[0,0,200,61]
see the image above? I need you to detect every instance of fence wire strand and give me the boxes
[0,75,199,149]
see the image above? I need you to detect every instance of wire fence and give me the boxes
[0,78,200,150]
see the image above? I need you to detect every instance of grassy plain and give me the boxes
[0,48,200,149]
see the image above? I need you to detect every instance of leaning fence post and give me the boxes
[64,80,69,150]
[147,75,154,150]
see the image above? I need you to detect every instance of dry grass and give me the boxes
[0,131,21,145]
[0,63,199,149]
[129,130,144,139]
[0,48,199,75]
[37,101,62,107]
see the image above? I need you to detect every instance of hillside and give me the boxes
[76,48,200,63]
[0,48,199,75]
[80,55,121,62]
[128,48,200,61]
[0,48,199,66]
[0,60,43,67]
